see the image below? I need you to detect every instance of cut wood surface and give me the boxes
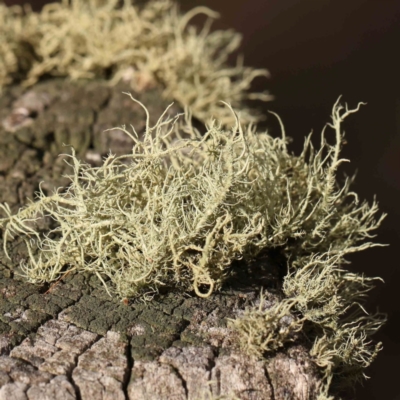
[0,78,325,399]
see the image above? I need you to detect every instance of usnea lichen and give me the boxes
[225,99,387,395]
[0,0,387,397]
[1,94,268,299]
[0,93,386,396]
[230,252,385,395]
[0,0,271,126]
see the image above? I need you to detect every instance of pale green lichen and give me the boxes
[0,0,386,396]
[228,292,305,355]
[226,98,387,395]
[0,0,271,126]
[0,94,269,299]
[0,95,386,397]
[230,251,385,395]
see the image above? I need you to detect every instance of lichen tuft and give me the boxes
[0,0,272,126]
[0,94,387,397]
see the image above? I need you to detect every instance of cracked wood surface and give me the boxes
[0,78,324,399]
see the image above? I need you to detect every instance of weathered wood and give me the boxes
[0,78,325,400]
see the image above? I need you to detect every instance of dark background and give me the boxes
[3,1,400,399]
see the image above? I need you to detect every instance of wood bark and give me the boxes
[0,78,325,400]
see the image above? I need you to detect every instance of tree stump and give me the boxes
[0,77,326,399]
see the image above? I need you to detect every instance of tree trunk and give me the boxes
[0,78,325,400]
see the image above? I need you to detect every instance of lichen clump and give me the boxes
[0,94,386,395]
[1,94,385,299]
[0,0,271,126]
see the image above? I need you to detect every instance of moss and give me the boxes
[0,0,271,126]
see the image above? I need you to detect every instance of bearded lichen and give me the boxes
[0,0,271,126]
[0,93,268,299]
[0,94,386,397]
[226,98,387,396]
[0,0,387,397]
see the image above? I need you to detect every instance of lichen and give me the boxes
[0,90,386,396]
[226,98,387,396]
[0,0,271,126]
[0,1,387,397]
[0,94,268,299]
